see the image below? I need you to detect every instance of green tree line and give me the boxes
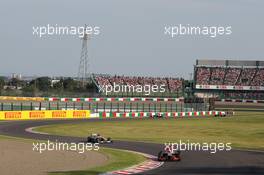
[0,77,97,97]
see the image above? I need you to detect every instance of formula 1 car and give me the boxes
[87,133,113,144]
[149,113,163,119]
[215,111,235,117]
[157,150,181,161]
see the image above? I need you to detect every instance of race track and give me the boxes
[0,119,263,175]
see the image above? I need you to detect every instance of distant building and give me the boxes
[11,73,22,80]
[51,79,61,87]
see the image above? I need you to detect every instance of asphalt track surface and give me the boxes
[0,118,264,175]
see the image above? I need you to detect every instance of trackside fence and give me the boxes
[0,101,208,113]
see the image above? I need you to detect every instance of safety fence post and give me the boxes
[148,103,150,112]
[180,103,182,112]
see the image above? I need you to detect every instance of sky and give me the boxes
[0,0,263,79]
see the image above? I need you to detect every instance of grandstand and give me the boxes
[93,75,183,97]
[194,60,264,100]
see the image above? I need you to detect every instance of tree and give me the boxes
[86,82,97,92]
[9,78,21,87]
[63,78,77,91]
[36,77,51,91]
[53,79,64,91]
[0,77,5,95]
[22,84,37,97]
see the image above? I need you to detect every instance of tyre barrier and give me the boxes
[0,109,228,120]
[94,111,227,118]
[2,96,264,103]
[45,97,184,102]
[0,96,184,102]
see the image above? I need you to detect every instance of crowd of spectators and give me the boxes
[94,66,264,99]
[94,76,111,86]
[210,68,225,85]
[167,78,182,92]
[196,67,210,85]
[109,76,125,85]
[195,67,264,100]
[237,68,256,86]
[94,75,183,92]
[196,67,264,86]
[251,69,264,86]
[224,68,241,85]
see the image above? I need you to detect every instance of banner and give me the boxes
[0,96,44,101]
[0,110,90,120]
[196,84,264,91]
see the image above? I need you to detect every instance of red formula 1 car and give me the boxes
[157,150,181,161]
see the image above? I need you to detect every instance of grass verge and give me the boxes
[49,148,146,175]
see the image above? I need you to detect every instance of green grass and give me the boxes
[49,148,146,175]
[35,112,264,150]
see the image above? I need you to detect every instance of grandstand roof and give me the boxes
[196,60,264,67]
